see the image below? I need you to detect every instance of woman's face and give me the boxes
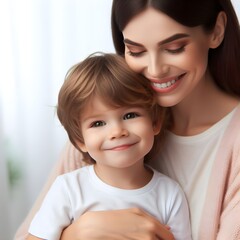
[122,8,214,107]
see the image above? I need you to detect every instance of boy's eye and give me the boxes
[123,112,139,120]
[90,121,105,128]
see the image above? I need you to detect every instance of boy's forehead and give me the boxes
[83,97,113,114]
[81,95,118,119]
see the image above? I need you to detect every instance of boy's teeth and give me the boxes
[153,79,176,89]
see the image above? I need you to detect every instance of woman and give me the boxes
[15,0,240,239]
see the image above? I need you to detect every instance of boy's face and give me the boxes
[78,95,160,170]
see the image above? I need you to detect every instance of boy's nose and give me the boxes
[109,125,129,139]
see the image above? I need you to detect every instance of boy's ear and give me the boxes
[76,141,88,153]
[209,11,227,49]
[153,120,162,135]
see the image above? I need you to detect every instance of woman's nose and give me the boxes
[147,55,169,78]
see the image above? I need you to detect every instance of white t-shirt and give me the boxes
[29,165,191,240]
[153,109,235,240]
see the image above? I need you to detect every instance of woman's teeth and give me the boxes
[153,79,176,89]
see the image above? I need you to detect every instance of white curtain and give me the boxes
[0,0,114,239]
[233,0,240,20]
[0,101,11,239]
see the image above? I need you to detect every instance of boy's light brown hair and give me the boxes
[57,52,165,164]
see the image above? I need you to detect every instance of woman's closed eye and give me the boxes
[127,46,185,56]
[164,41,188,54]
[127,50,145,57]
[165,45,186,54]
[125,45,146,57]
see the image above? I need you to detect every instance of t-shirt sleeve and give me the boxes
[14,141,84,240]
[28,176,72,240]
[167,184,192,240]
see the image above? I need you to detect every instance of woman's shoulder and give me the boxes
[57,141,88,174]
[224,103,240,138]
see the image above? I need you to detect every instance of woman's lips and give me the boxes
[150,73,186,93]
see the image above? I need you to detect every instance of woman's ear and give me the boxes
[209,11,227,49]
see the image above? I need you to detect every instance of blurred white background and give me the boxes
[0,0,239,239]
[0,0,114,239]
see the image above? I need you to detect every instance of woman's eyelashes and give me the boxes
[165,44,186,54]
[126,43,186,57]
[125,45,146,57]
[127,50,145,57]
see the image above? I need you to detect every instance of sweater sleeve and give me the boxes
[199,105,240,240]
[14,141,84,240]
[217,134,240,240]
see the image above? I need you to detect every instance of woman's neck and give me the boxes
[170,75,239,136]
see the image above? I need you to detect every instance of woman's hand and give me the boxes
[60,208,175,240]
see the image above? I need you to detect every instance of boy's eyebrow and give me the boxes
[124,33,190,47]
[81,112,106,124]
[81,115,98,123]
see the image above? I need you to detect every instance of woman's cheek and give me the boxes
[125,56,144,74]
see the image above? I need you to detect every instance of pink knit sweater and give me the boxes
[199,104,240,239]
[15,106,240,240]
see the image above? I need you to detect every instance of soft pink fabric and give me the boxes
[14,107,240,240]
[199,105,240,239]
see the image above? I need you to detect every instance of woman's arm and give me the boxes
[61,208,175,240]
[217,147,240,239]
[199,112,240,240]
[14,141,83,240]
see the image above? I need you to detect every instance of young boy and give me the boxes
[27,53,192,240]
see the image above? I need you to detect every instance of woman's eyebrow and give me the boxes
[123,39,143,47]
[124,33,190,47]
[159,33,189,45]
